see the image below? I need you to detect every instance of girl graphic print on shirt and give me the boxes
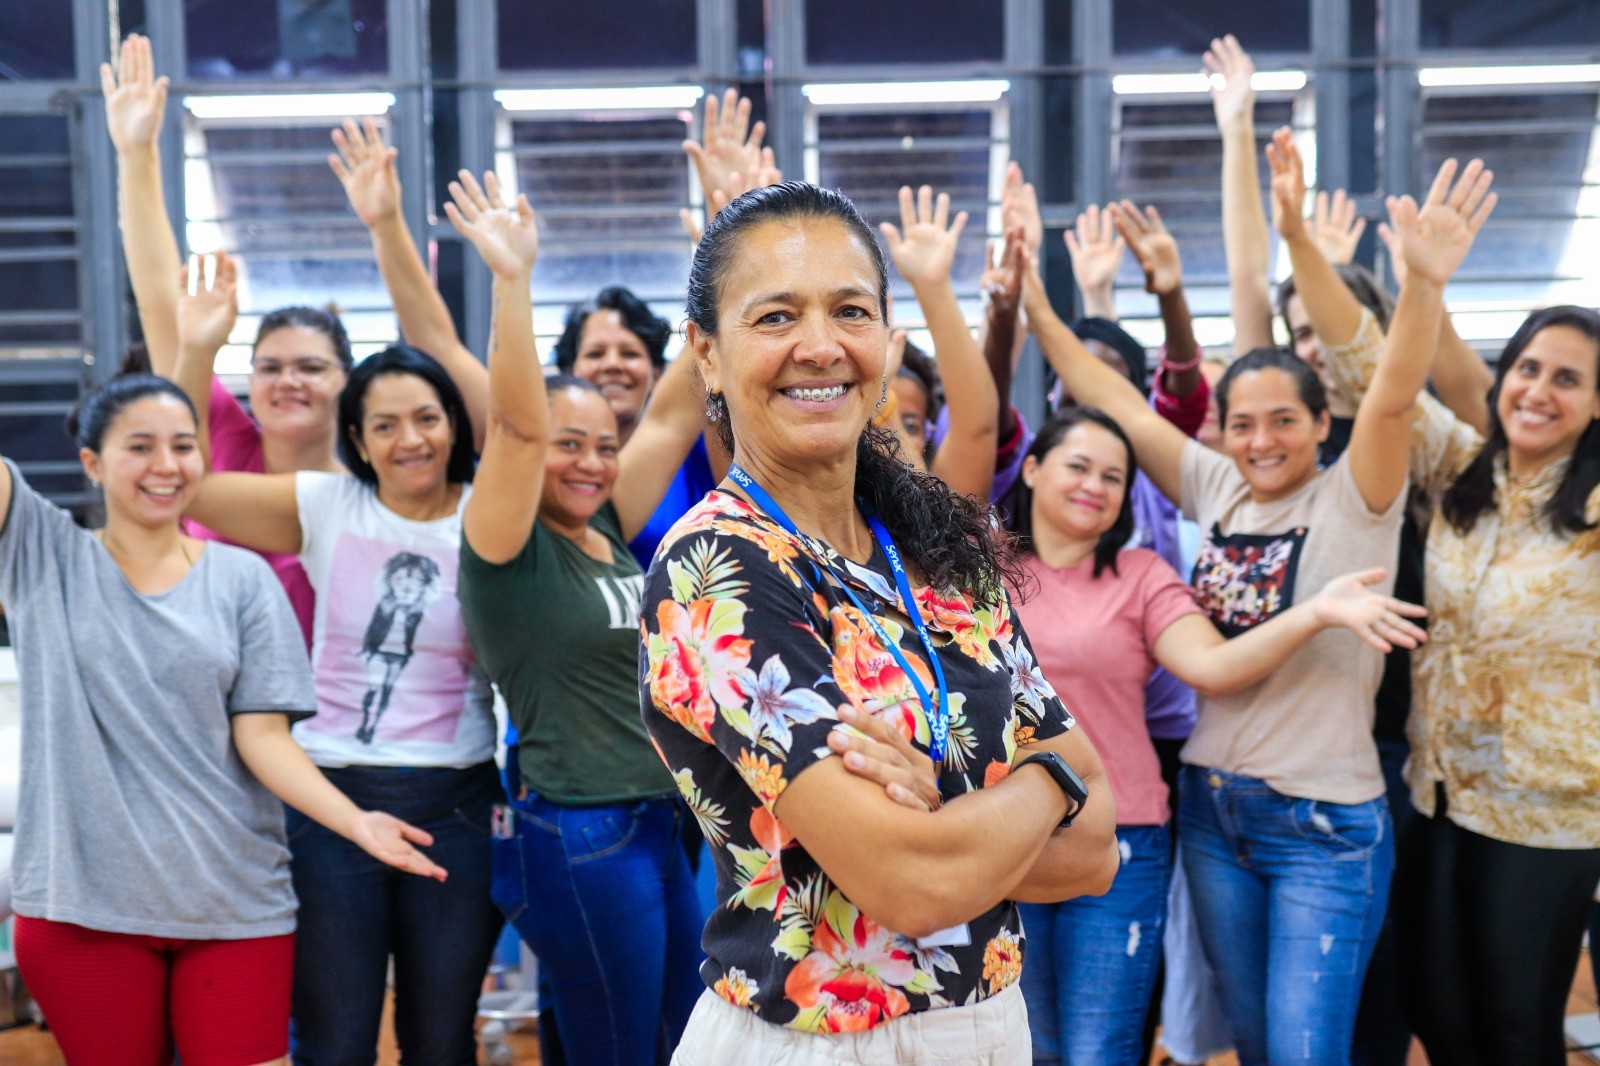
[357,552,444,743]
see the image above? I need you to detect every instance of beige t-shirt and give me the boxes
[1179,440,1406,804]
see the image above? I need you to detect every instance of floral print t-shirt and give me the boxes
[639,489,1075,1033]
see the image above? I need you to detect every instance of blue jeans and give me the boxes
[493,790,704,1066]
[287,762,505,1066]
[1179,767,1393,1066]
[1020,823,1172,1066]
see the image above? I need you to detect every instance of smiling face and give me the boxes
[693,217,888,473]
[249,324,348,443]
[539,387,621,529]
[1495,323,1600,474]
[571,310,661,435]
[350,372,455,498]
[1221,367,1329,501]
[1023,422,1130,545]
[80,394,203,531]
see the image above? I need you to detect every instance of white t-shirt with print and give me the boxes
[294,472,494,768]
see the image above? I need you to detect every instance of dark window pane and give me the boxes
[498,0,697,71]
[431,0,458,80]
[1114,0,1309,56]
[120,0,149,37]
[187,0,388,80]
[738,0,766,79]
[0,159,73,218]
[1041,77,1075,204]
[1350,0,1378,58]
[0,5,74,80]
[0,260,77,311]
[806,0,1003,64]
[1046,1,1074,66]
[1421,0,1600,49]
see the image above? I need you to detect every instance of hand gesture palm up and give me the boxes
[178,251,239,355]
[1064,204,1127,294]
[1388,158,1496,287]
[880,185,968,288]
[330,117,401,227]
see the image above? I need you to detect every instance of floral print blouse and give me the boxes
[639,490,1075,1031]
[1327,311,1600,848]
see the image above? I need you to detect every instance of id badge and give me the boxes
[490,803,515,839]
[916,923,970,949]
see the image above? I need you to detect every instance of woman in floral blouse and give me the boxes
[1325,293,1600,1063]
[639,180,1120,1060]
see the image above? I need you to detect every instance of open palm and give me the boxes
[1389,158,1496,287]
[177,251,239,355]
[1204,34,1256,131]
[101,34,168,151]
[1112,201,1182,295]
[330,117,401,226]
[444,170,539,278]
[881,185,967,288]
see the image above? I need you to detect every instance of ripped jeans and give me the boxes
[1179,767,1393,1066]
[1018,822,1172,1066]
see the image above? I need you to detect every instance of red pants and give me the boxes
[15,915,294,1066]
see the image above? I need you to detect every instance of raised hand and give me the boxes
[1001,162,1043,257]
[1204,34,1256,133]
[101,34,169,152]
[830,704,941,812]
[1387,158,1496,288]
[443,170,539,278]
[682,88,768,206]
[1266,126,1311,243]
[1111,201,1182,296]
[349,810,448,881]
[330,117,401,227]
[1311,568,1429,653]
[177,251,239,356]
[1309,189,1367,265]
[982,228,1027,329]
[880,185,968,289]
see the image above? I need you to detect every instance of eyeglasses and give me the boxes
[250,358,340,381]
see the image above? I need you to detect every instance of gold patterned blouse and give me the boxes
[1326,311,1600,848]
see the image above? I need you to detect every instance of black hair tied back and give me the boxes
[66,373,198,453]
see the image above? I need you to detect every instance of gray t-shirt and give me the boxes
[0,461,316,938]
[1178,442,1405,804]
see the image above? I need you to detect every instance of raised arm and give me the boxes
[682,87,769,211]
[1155,567,1426,698]
[173,251,240,466]
[442,172,548,565]
[1377,220,1494,434]
[1112,201,1202,401]
[980,232,1026,443]
[1022,264,1190,502]
[331,120,488,450]
[1063,204,1125,323]
[881,185,999,500]
[1270,128,1366,351]
[613,349,710,541]
[102,34,182,373]
[1207,35,1275,353]
[1347,159,1496,514]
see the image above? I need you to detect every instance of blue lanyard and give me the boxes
[728,464,950,763]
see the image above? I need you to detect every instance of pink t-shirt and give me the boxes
[189,379,316,651]
[1015,548,1203,825]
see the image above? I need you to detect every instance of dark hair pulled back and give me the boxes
[1007,407,1138,578]
[1440,305,1600,536]
[1277,262,1394,334]
[552,287,672,372]
[256,305,354,371]
[66,373,198,452]
[337,345,477,486]
[688,181,1017,605]
[1215,346,1329,425]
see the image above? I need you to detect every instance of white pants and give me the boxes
[670,983,1030,1065]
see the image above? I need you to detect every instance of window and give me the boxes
[182,97,399,371]
[494,96,698,349]
[0,6,74,81]
[186,0,389,80]
[0,115,79,346]
[1111,91,1307,348]
[1418,82,1600,344]
[1421,0,1600,50]
[805,1,1004,65]
[1113,0,1309,57]
[497,0,697,72]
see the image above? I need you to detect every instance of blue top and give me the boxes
[627,435,718,568]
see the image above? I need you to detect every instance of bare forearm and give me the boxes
[1369,277,1445,420]
[1222,122,1275,352]
[233,722,363,839]
[1429,310,1492,434]
[174,341,218,464]
[1079,280,1117,322]
[1157,286,1201,398]
[118,146,184,373]
[981,312,1020,441]
[1162,603,1324,698]
[486,271,546,440]
[1285,231,1364,349]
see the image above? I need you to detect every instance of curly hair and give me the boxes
[687,181,1021,605]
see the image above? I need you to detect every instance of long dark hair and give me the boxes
[1007,407,1138,578]
[337,345,477,486]
[1440,305,1600,536]
[552,286,672,372]
[686,181,1018,605]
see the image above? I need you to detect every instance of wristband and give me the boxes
[1159,347,1202,374]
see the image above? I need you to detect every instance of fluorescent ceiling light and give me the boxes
[494,86,704,111]
[1112,70,1307,95]
[802,80,1010,106]
[1419,64,1600,88]
[184,92,394,120]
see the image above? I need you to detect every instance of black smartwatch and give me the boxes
[1015,752,1089,828]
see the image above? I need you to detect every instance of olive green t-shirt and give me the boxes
[460,502,673,805]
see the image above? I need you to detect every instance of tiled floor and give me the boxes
[0,963,1597,1065]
